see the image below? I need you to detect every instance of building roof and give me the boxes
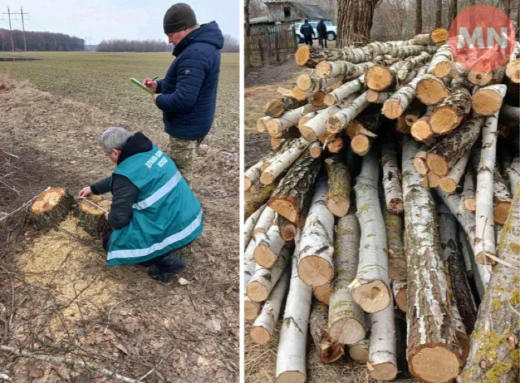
[263,1,331,20]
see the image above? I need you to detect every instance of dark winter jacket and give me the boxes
[155,21,224,140]
[300,23,315,38]
[90,132,152,229]
[317,21,327,37]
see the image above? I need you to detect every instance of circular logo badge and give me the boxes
[448,5,516,72]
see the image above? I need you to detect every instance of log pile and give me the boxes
[245,30,520,383]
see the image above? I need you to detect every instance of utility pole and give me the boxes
[3,7,29,52]
[20,7,27,52]
[4,7,14,52]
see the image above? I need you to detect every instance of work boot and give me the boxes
[147,253,186,283]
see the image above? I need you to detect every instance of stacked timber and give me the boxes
[245,30,520,383]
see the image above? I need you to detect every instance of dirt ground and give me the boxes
[243,54,420,383]
[0,71,239,382]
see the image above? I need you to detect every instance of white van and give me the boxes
[295,20,337,43]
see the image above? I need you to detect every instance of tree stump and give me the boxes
[29,188,74,231]
[76,195,111,239]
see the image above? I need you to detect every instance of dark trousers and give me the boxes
[319,34,327,48]
[304,36,313,46]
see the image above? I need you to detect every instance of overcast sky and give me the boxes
[0,0,239,44]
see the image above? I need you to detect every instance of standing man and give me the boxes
[143,3,223,186]
[317,20,327,48]
[300,20,315,46]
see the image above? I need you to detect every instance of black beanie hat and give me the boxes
[163,3,197,34]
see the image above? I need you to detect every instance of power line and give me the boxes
[2,6,29,52]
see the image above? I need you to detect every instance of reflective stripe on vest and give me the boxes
[132,171,182,210]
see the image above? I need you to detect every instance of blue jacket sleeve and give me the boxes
[156,79,163,94]
[155,49,208,113]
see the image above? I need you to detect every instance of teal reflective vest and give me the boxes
[106,145,203,266]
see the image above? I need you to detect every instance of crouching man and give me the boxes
[79,126,203,282]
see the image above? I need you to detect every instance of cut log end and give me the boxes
[389,258,407,281]
[244,176,252,191]
[250,326,270,345]
[326,196,350,218]
[349,342,369,363]
[411,120,434,143]
[431,28,449,45]
[464,198,476,212]
[315,61,332,78]
[427,172,440,188]
[388,199,404,215]
[321,341,344,364]
[506,59,520,83]
[426,153,449,176]
[296,74,312,92]
[280,223,296,241]
[351,135,370,156]
[277,371,306,383]
[260,172,274,185]
[430,107,461,135]
[31,188,68,214]
[494,201,511,225]
[269,199,298,223]
[367,361,398,381]
[76,195,112,239]
[292,86,308,102]
[323,93,336,106]
[309,143,322,159]
[417,79,450,105]
[394,285,407,312]
[295,45,311,67]
[311,91,326,107]
[300,126,317,142]
[246,281,269,302]
[313,282,330,305]
[467,70,493,86]
[439,177,458,193]
[30,188,75,231]
[382,99,404,119]
[329,318,366,345]
[409,346,461,383]
[472,89,504,116]
[264,99,285,118]
[365,65,393,91]
[433,61,453,78]
[413,155,429,176]
[244,300,261,320]
[351,280,391,313]
[298,255,334,287]
[253,245,278,268]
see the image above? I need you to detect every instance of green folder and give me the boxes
[129,78,154,95]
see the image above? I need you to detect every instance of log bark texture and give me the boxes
[325,156,351,218]
[367,298,397,381]
[381,140,404,214]
[309,302,344,363]
[29,188,74,231]
[76,196,111,239]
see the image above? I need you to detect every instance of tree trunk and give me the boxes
[461,185,520,382]
[248,246,291,302]
[415,0,423,34]
[29,188,74,231]
[309,302,344,363]
[474,115,499,264]
[269,150,322,223]
[276,235,312,383]
[350,151,391,313]
[325,156,351,218]
[435,0,443,28]
[471,84,507,116]
[250,267,289,344]
[298,178,335,287]
[328,210,366,345]
[437,203,478,335]
[503,0,511,17]
[402,137,462,383]
[382,65,427,119]
[261,137,311,185]
[76,196,111,239]
[367,298,398,381]
[244,0,251,37]
[449,0,458,26]
[337,0,378,48]
[243,204,265,245]
[426,116,484,176]
[252,206,276,237]
[381,140,404,215]
[416,74,451,105]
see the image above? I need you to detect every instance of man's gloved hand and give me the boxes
[79,186,92,197]
[143,78,158,92]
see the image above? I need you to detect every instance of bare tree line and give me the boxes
[0,29,84,51]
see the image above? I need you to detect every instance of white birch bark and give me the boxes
[367,298,397,381]
[245,160,264,191]
[426,43,452,77]
[382,66,427,119]
[266,106,312,135]
[324,77,364,106]
[474,113,498,264]
[276,233,312,383]
[252,206,276,236]
[298,178,335,287]
[254,223,286,268]
[413,147,429,176]
[366,90,393,103]
[462,162,476,212]
[244,239,263,320]
[493,168,513,226]
[471,84,507,116]
[316,60,373,79]
[458,229,474,278]
[392,280,407,312]
[381,140,404,214]
[260,137,311,184]
[244,204,265,245]
[328,210,366,345]
[507,156,520,195]
[296,73,343,93]
[397,51,431,81]
[327,91,370,134]
[383,204,407,281]
[247,245,291,302]
[439,149,471,193]
[257,116,271,132]
[250,267,290,344]
[350,151,391,313]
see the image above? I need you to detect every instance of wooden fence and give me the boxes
[245,24,298,68]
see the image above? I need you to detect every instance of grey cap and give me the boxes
[163,3,197,34]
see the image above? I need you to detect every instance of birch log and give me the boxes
[382,66,427,119]
[429,79,472,135]
[458,229,474,278]
[267,106,314,135]
[471,84,507,116]
[416,74,451,105]
[263,97,307,118]
[350,151,391,313]
[309,302,344,363]
[328,210,366,345]
[325,156,351,217]
[474,114,499,264]
[462,162,477,212]
[367,298,398,381]
[383,202,407,281]
[324,78,364,106]
[247,246,291,302]
[410,106,435,143]
[461,185,520,382]
[381,140,404,214]
[426,43,452,77]
[278,214,297,241]
[244,240,263,320]
[392,280,407,312]
[349,339,370,363]
[438,149,471,193]
[244,204,265,245]
[315,60,373,79]
[413,147,429,175]
[493,169,512,225]
[298,178,335,287]
[250,267,290,344]
[313,282,330,305]
[507,156,520,195]
[260,137,311,185]
[276,234,312,383]
[327,92,370,135]
[254,223,285,268]
[402,137,462,383]
[296,73,342,93]
[252,206,276,236]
